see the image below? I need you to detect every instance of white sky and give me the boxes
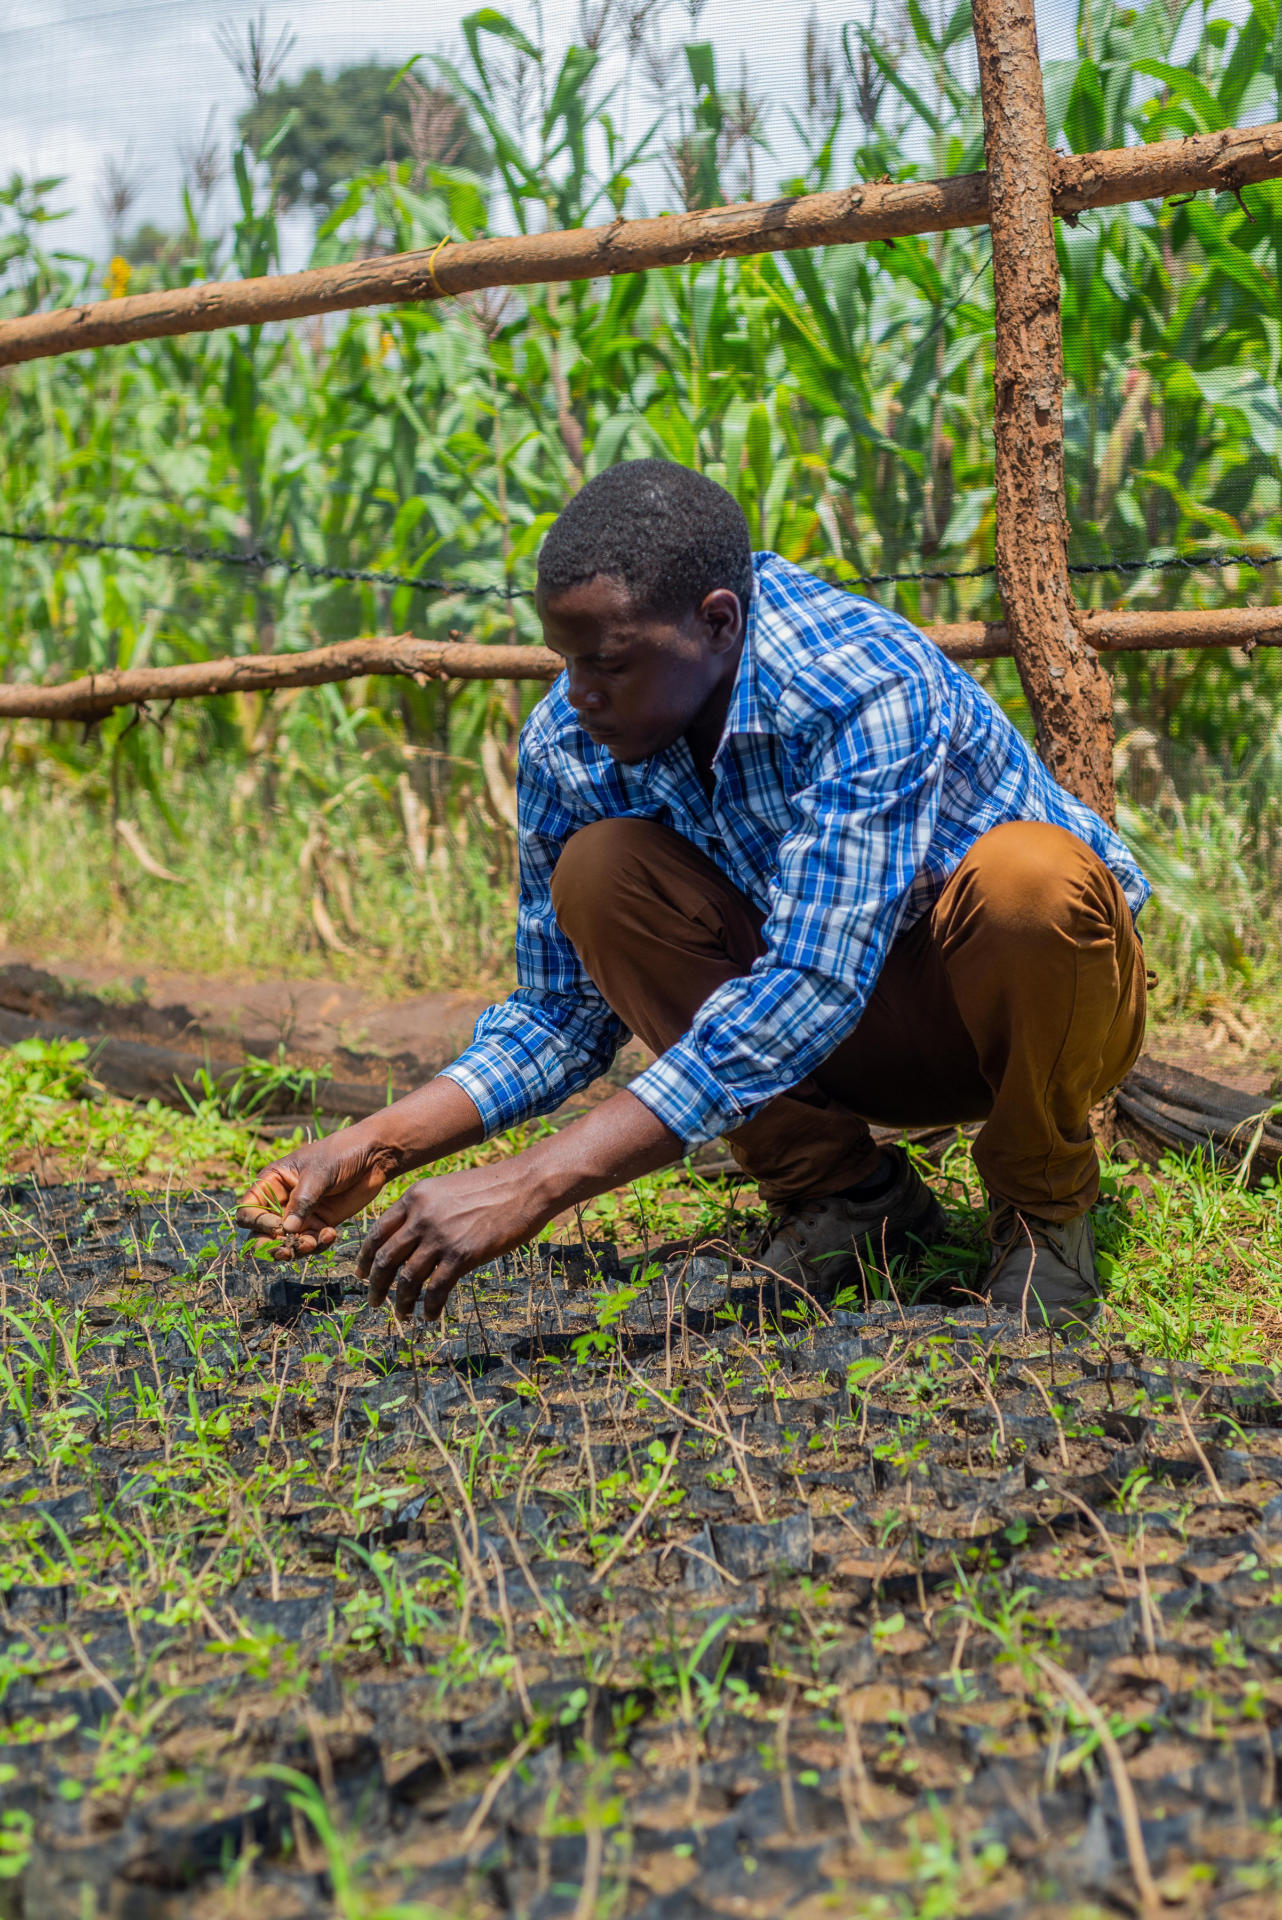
[0,0,1080,265]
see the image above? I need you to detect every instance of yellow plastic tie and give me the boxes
[424,233,453,300]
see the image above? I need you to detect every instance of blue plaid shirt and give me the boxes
[442,554,1149,1149]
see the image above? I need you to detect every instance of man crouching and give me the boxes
[238,459,1148,1331]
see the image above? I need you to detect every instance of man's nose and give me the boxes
[566,675,606,714]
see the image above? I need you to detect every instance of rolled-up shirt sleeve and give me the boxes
[626,648,949,1147]
[439,740,626,1136]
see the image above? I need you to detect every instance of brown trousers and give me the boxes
[550,817,1146,1220]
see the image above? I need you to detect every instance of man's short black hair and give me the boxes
[537,459,754,620]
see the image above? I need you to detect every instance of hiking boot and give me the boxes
[751,1146,948,1302]
[981,1203,1100,1330]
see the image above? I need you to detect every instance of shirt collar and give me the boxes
[643,592,761,802]
[716,575,765,753]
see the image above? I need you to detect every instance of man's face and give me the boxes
[537,573,743,764]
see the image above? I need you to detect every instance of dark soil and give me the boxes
[1,1179,1281,1917]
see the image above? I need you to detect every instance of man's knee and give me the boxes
[550,817,670,946]
[939,821,1121,949]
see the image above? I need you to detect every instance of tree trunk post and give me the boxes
[972,0,1116,817]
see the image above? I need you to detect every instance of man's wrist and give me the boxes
[517,1091,681,1219]
[520,1135,581,1221]
[346,1077,487,1181]
[340,1117,410,1179]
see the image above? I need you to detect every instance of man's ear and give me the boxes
[699,587,744,655]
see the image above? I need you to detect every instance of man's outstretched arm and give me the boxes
[235,1076,492,1255]
[238,755,632,1262]
[237,1083,680,1318]
[355,1089,680,1320]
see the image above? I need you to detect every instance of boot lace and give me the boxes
[985,1201,1028,1256]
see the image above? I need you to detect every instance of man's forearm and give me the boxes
[515,1089,685,1219]
[349,1088,686,1318]
[356,1071,682,1210]
[349,1074,488,1175]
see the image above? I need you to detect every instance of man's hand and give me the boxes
[358,1157,558,1319]
[356,1089,683,1321]
[236,1130,398,1257]
[236,1078,487,1258]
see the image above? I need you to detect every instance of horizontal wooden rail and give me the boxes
[0,637,559,723]
[931,603,1282,658]
[1,124,1280,369]
[2,605,1279,723]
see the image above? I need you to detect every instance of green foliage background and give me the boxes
[1,0,1281,1000]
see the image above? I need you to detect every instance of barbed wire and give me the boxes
[1069,548,1282,579]
[0,528,534,599]
[849,548,1282,586]
[1,522,1281,598]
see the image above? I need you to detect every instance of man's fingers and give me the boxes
[239,1163,312,1239]
[361,1221,425,1308]
[392,1242,450,1320]
[237,1166,296,1218]
[281,1169,338,1235]
[356,1202,407,1282]
[420,1262,463,1322]
[236,1203,288,1237]
[237,1197,340,1261]
[270,1227,330,1259]
[241,1166,293,1207]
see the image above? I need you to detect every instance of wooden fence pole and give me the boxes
[972,0,1115,817]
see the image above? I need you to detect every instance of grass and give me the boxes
[0,1034,281,1188]
[0,767,516,1000]
[5,764,1282,1054]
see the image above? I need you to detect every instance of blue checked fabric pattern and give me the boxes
[441,553,1150,1149]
